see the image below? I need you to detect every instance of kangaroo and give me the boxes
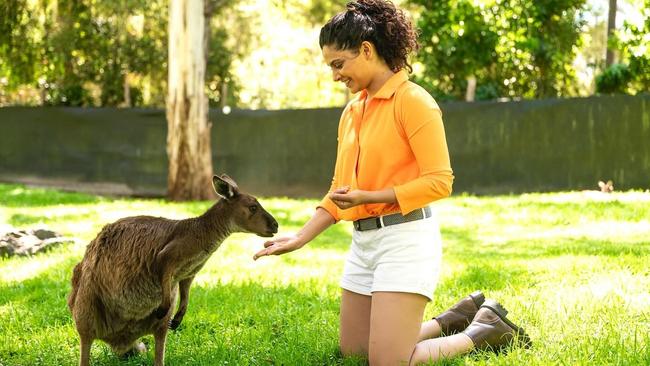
[68,174,278,366]
[598,180,614,193]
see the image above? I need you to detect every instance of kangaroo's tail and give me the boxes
[68,263,83,312]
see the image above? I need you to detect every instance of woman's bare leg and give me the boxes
[339,289,372,357]
[366,292,475,365]
[417,319,442,341]
[410,333,474,365]
[340,290,475,365]
[367,292,428,366]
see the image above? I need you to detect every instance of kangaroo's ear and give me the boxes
[598,181,605,188]
[213,174,239,200]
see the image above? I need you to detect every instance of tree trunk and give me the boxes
[220,81,228,108]
[123,70,131,107]
[465,75,476,102]
[166,0,213,200]
[606,0,617,67]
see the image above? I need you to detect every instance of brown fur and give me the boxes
[68,175,278,366]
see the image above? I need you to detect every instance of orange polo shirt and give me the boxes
[318,70,454,222]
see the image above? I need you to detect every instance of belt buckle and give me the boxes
[353,220,361,231]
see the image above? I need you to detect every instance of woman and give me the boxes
[254,1,530,364]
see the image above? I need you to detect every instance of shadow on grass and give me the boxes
[472,238,650,260]
[517,238,650,258]
[0,184,105,208]
[8,212,98,227]
[442,227,650,260]
[444,264,529,292]
[512,200,649,222]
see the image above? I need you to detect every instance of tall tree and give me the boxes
[606,0,617,66]
[166,0,213,200]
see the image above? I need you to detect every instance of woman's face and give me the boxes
[322,45,370,94]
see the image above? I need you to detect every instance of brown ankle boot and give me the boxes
[462,299,532,352]
[434,290,485,335]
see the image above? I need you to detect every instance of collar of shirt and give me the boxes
[358,69,409,101]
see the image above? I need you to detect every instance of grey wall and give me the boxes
[0,95,648,198]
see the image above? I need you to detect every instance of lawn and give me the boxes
[0,183,648,365]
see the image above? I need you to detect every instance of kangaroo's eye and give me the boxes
[249,205,258,213]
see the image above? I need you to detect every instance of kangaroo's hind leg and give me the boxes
[78,334,93,366]
[153,289,176,366]
[71,290,96,366]
[170,276,194,330]
[74,314,95,366]
[153,321,170,366]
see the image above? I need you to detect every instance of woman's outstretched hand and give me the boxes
[253,235,304,260]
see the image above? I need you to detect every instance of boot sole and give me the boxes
[481,299,532,349]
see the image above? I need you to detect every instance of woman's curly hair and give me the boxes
[319,0,419,73]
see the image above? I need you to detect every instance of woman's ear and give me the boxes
[361,41,373,59]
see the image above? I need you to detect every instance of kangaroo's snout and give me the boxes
[257,212,279,237]
[268,217,279,235]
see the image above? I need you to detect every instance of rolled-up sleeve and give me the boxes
[318,179,340,222]
[316,105,352,222]
[393,88,454,214]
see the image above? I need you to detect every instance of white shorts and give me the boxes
[340,213,442,301]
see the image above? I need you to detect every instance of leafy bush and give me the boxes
[595,63,632,94]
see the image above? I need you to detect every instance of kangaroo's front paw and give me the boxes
[154,306,169,319]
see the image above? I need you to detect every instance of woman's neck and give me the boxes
[366,68,395,99]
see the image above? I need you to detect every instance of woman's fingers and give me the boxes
[263,236,291,248]
[331,198,351,209]
[332,186,350,194]
[254,237,298,260]
[330,186,351,201]
[263,240,279,248]
[253,246,273,260]
[329,192,352,202]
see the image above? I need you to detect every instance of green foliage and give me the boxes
[0,0,40,89]
[1,184,650,365]
[601,0,650,94]
[304,0,348,25]
[0,0,241,107]
[413,0,498,101]
[596,63,633,94]
[412,0,587,101]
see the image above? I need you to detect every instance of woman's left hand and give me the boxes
[329,187,368,209]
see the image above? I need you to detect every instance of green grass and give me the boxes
[0,183,649,365]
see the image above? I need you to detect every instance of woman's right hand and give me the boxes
[253,235,305,260]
